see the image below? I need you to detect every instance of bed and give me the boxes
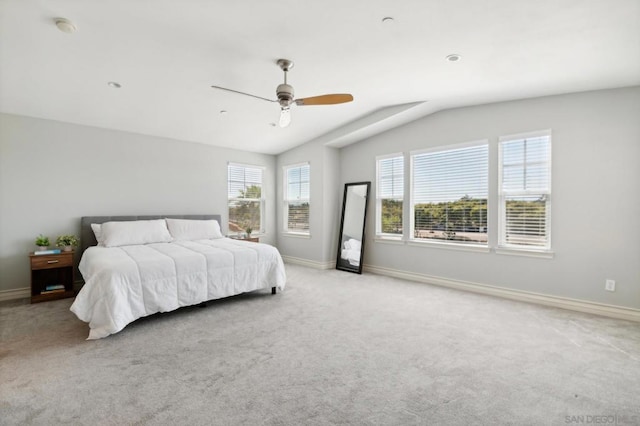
[70,215,286,339]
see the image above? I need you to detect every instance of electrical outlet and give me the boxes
[605,279,616,292]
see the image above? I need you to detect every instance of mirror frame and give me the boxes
[336,181,371,274]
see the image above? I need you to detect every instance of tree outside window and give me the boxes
[228,164,264,234]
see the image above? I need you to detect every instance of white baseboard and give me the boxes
[0,287,30,302]
[282,255,336,270]
[363,264,640,322]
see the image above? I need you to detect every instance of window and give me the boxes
[376,154,404,238]
[228,163,264,235]
[283,163,310,234]
[411,142,488,245]
[499,131,551,250]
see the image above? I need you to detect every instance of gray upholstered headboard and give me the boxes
[80,215,222,253]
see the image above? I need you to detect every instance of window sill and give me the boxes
[495,247,554,259]
[408,239,490,253]
[374,237,404,245]
[282,232,311,239]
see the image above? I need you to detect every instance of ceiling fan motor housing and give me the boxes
[276,83,294,107]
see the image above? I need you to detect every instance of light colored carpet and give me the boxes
[1,264,639,425]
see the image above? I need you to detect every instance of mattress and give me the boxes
[70,238,286,339]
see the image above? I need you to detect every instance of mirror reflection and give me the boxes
[336,182,371,274]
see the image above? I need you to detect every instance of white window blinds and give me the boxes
[376,155,404,236]
[284,163,310,233]
[499,132,551,249]
[228,164,263,234]
[411,143,488,244]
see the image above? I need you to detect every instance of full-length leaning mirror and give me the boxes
[336,182,371,274]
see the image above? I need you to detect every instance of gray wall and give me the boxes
[339,87,640,310]
[0,113,276,293]
[2,87,639,311]
[276,139,341,265]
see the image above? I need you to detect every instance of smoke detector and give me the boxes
[55,18,77,34]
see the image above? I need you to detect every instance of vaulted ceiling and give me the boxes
[1,0,638,154]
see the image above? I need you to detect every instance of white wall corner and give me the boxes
[320,102,431,148]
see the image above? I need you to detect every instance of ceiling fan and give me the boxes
[211,59,353,128]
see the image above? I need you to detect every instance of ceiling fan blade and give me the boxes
[279,108,291,128]
[295,94,353,106]
[211,85,277,103]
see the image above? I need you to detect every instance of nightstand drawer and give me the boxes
[31,254,73,270]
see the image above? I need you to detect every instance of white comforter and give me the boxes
[70,238,286,339]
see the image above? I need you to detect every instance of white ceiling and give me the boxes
[1,0,639,155]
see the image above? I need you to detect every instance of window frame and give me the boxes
[498,130,552,253]
[227,162,265,235]
[375,153,405,240]
[283,162,311,236]
[409,140,490,249]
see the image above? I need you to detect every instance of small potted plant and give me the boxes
[35,234,50,251]
[245,226,253,238]
[56,234,79,252]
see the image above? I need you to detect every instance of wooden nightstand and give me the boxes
[29,251,75,303]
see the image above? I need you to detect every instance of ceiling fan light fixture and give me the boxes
[279,108,291,128]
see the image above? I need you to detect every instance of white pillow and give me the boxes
[101,219,173,247]
[165,218,223,241]
[91,223,105,246]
